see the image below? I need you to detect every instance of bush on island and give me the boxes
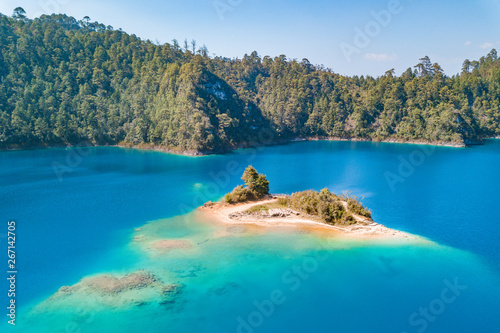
[225,166,270,203]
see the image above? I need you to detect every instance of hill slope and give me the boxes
[1,13,499,152]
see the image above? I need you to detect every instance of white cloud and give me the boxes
[480,42,494,49]
[464,41,471,46]
[364,53,398,61]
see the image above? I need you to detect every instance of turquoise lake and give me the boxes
[1,140,500,332]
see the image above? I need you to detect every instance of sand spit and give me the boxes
[199,199,423,242]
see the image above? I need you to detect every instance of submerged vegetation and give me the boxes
[1,11,500,152]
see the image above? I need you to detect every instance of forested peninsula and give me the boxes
[1,10,500,154]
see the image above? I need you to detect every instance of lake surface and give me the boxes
[1,140,499,332]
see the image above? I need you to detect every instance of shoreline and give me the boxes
[297,136,468,148]
[1,136,488,155]
[112,137,471,154]
[198,198,425,242]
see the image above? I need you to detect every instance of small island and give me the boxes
[201,166,419,240]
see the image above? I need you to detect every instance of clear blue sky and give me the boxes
[1,0,499,77]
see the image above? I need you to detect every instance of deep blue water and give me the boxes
[1,140,499,332]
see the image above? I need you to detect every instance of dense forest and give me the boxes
[1,9,500,153]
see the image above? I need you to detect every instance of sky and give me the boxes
[0,0,499,77]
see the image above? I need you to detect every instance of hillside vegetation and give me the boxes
[1,11,500,152]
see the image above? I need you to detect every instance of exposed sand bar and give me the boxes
[199,198,425,242]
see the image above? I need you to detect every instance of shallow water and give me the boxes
[1,140,500,332]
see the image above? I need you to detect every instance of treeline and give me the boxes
[1,11,499,152]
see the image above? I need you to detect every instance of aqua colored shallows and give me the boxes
[1,140,499,332]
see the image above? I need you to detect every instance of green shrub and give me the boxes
[346,197,372,218]
[279,188,371,225]
[245,205,270,213]
[224,167,372,226]
[278,197,288,206]
[225,166,270,203]
[225,185,256,204]
[242,166,269,197]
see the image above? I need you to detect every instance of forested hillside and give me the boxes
[1,11,499,153]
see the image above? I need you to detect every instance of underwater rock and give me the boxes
[133,234,146,242]
[150,239,192,252]
[36,270,185,312]
[208,282,241,296]
[159,283,184,305]
[83,271,159,294]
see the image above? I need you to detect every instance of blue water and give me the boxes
[1,141,499,332]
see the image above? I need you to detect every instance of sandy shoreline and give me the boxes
[199,198,423,242]
[117,137,468,156]
[2,137,481,155]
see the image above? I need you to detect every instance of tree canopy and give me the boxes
[0,13,499,152]
[12,7,26,20]
[225,166,270,203]
[242,166,270,197]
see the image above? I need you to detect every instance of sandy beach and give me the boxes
[199,198,422,242]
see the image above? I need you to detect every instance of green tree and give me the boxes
[241,166,259,188]
[226,166,270,203]
[12,7,26,20]
[0,13,497,152]
[254,174,270,197]
[241,165,270,197]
